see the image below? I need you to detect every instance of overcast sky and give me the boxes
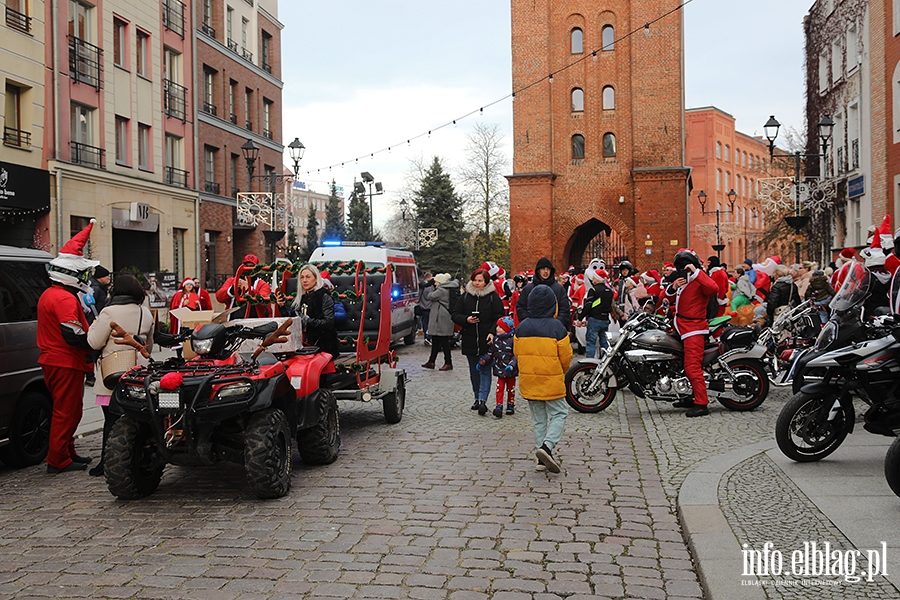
[281,1,811,224]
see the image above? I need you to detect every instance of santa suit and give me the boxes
[216,276,275,319]
[830,260,852,292]
[708,266,730,317]
[665,268,718,406]
[197,286,213,310]
[37,284,94,469]
[169,278,202,332]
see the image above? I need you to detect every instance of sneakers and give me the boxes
[421,362,435,369]
[536,445,560,473]
[672,398,694,408]
[424,338,432,346]
[470,400,480,410]
[505,403,515,415]
[47,462,87,474]
[439,364,453,371]
[492,404,504,418]
[477,401,488,416]
[686,405,709,418]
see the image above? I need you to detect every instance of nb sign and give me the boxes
[130,202,151,221]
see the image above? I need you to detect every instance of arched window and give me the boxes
[602,86,615,109]
[603,133,616,157]
[716,141,722,159]
[716,169,721,190]
[724,145,730,162]
[602,25,615,50]
[571,28,583,54]
[572,134,585,159]
[571,88,584,112]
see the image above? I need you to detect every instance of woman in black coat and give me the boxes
[452,268,505,414]
[285,264,340,358]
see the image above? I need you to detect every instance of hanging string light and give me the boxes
[300,0,694,176]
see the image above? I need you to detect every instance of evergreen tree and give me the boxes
[304,202,319,260]
[284,225,304,263]
[414,157,465,277]
[469,230,510,272]
[324,180,346,241]
[345,188,372,241]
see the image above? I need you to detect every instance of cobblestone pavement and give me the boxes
[0,342,894,598]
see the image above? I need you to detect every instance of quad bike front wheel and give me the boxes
[244,408,292,499]
[105,415,165,499]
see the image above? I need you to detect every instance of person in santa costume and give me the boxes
[215,253,276,319]
[705,256,730,317]
[480,261,511,313]
[37,220,100,472]
[830,247,857,290]
[664,249,718,418]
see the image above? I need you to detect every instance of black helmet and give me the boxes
[673,249,701,271]
[618,260,634,273]
[513,273,527,283]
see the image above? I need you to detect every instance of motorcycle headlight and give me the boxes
[124,385,147,400]
[217,382,252,398]
[191,337,215,355]
[814,321,837,351]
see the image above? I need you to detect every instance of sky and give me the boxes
[280,0,811,226]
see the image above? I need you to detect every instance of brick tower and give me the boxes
[508,0,691,273]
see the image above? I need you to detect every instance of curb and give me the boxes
[678,439,776,600]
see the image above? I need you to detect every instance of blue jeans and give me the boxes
[528,398,569,451]
[466,354,492,401]
[585,317,610,359]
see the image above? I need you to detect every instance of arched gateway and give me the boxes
[565,219,629,270]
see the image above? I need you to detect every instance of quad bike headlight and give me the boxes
[217,382,252,398]
[124,385,147,400]
[191,337,215,355]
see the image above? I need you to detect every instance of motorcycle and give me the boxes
[756,299,820,387]
[565,311,770,413]
[775,263,900,462]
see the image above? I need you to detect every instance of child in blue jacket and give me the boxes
[477,317,519,418]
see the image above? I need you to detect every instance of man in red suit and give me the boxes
[216,254,276,319]
[706,256,731,317]
[664,249,719,417]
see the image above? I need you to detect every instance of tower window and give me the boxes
[571,88,584,112]
[571,28,583,54]
[603,133,616,157]
[602,25,615,50]
[572,134,585,159]
[602,86,615,110]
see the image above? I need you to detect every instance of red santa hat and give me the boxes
[592,269,609,282]
[479,261,500,278]
[496,316,514,334]
[58,219,95,257]
[770,256,781,265]
[877,215,894,250]
[180,277,195,290]
[48,218,100,289]
[641,269,661,285]
[840,248,856,259]
[663,261,676,270]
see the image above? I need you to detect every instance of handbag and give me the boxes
[99,306,142,388]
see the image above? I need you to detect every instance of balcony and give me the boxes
[162,0,185,38]
[70,141,105,169]
[68,35,103,90]
[204,181,221,195]
[262,62,272,74]
[164,79,187,121]
[3,127,31,148]
[229,113,237,125]
[201,22,215,38]
[245,120,253,131]
[6,6,32,33]
[851,138,859,170]
[201,100,217,116]
[241,47,253,63]
[263,129,273,140]
[227,39,238,52]
[165,166,189,188]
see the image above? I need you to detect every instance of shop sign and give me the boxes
[111,207,159,232]
[0,161,51,210]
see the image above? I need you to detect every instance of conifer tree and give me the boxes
[324,180,345,241]
[345,188,372,241]
[304,202,319,260]
[415,157,465,277]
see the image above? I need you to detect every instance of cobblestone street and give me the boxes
[0,342,897,599]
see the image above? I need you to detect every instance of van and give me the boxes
[307,242,419,345]
[0,245,53,468]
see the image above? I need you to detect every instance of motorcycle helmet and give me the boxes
[513,273,527,284]
[673,249,701,271]
[618,260,634,274]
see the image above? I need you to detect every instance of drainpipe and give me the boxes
[191,8,201,278]
[53,0,63,249]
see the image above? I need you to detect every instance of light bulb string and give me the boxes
[301,0,693,177]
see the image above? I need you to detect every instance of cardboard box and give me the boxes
[169,307,234,359]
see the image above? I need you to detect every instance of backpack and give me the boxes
[447,284,462,314]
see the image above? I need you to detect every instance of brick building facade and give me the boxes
[508,0,690,273]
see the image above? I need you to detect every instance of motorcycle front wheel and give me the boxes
[565,362,617,413]
[884,436,900,498]
[775,390,849,462]
[717,359,769,411]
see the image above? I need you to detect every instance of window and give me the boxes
[603,133,616,157]
[70,103,93,145]
[602,25,614,50]
[136,30,149,77]
[204,146,217,193]
[245,88,253,130]
[164,48,180,83]
[113,18,127,67]
[716,141,721,159]
[847,24,859,70]
[138,124,150,170]
[743,151,747,167]
[3,83,30,148]
[241,17,248,50]
[571,28,583,54]
[165,135,180,169]
[229,80,237,123]
[203,67,216,115]
[173,229,186,281]
[602,86,615,110]
[230,153,239,196]
[832,40,842,82]
[725,171,730,190]
[68,0,91,41]
[202,0,213,31]
[115,116,129,165]
[895,0,900,36]
[819,51,829,92]
[572,134,585,159]
[226,6,233,43]
[6,0,32,34]
[571,88,584,112]
[716,169,721,190]
[262,32,272,72]
[724,145,729,162]
[263,99,273,139]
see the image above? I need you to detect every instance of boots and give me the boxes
[477,401,488,416]
[506,402,515,415]
[492,404,504,418]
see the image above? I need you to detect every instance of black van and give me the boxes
[0,245,53,468]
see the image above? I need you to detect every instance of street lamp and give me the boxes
[697,188,737,261]
[241,137,305,262]
[764,114,834,264]
[360,171,383,239]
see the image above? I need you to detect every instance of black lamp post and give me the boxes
[241,137,305,262]
[764,114,834,264]
[359,171,383,240]
[697,188,737,261]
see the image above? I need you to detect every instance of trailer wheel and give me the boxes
[383,378,405,424]
[297,390,340,465]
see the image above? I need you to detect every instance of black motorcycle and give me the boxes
[565,311,769,413]
[776,264,900,462]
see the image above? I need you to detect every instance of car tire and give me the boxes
[0,391,52,468]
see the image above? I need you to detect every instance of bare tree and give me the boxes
[457,123,510,250]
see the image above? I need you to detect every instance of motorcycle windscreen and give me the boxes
[829,260,870,312]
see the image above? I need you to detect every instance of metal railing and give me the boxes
[201,100,217,116]
[245,120,253,131]
[241,47,253,62]
[201,22,215,38]
[851,138,859,170]
[3,127,31,148]
[162,0,185,38]
[164,79,187,121]
[262,62,272,74]
[227,39,238,52]
[68,35,103,90]
[70,141,105,169]
[165,166,189,187]
[263,129,273,140]
[5,6,31,33]
[204,181,220,195]
[229,113,237,125]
